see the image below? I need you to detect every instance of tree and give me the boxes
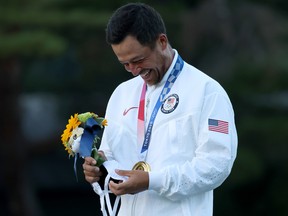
[0,1,110,215]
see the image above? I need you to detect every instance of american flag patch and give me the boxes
[208,119,229,134]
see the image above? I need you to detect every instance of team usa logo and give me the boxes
[161,94,179,114]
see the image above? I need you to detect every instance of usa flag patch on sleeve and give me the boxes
[208,119,229,134]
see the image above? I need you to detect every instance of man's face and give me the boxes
[111,35,168,86]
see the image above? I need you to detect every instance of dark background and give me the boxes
[1,0,288,215]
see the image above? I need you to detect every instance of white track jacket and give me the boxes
[99,50,237,216]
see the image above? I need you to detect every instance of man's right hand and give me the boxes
[83,156,104,184]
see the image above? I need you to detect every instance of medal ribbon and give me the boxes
[137,55,184,161]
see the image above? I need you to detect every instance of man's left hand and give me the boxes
[109,169,149,195]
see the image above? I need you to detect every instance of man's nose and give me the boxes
[126,64,141,76]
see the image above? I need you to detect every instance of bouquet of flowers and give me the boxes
[61,112,107,168]
[61,112,124,215]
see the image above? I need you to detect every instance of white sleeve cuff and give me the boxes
[148,171,163,192]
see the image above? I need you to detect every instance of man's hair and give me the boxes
[106,3,167,48]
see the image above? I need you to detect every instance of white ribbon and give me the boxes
[92,161,125,216]
[92,174,121,216]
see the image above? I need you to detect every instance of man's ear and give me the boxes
[158,34,168,50]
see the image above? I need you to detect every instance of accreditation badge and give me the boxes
[132,161,151,172]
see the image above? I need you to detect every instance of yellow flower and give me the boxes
[65,145,74,156]
[68,113,81,129]
[102,119,108,127]
[60,112,107,158]
[61,114,81,154]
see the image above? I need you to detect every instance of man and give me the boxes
[83,3,237,216]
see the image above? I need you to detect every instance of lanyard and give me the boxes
[137,55,184,161]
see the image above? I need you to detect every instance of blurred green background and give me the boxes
[1,0,288,215]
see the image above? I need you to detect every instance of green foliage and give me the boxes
[0,1,110,58]
[229,147,264,186]
[0,31,67,57]
[227,63,288,95]
[0,8,109,27]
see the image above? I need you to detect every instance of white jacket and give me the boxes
[99,50,237,216]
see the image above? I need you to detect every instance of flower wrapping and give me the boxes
[61,112,107,167]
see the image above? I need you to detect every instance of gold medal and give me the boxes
[132,161,151,172]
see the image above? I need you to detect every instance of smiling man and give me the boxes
[83,3,237,216]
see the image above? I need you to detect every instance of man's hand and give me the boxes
[109,169,149,195]
[83,153,106,184]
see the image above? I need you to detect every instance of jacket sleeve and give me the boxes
[148,91,238,201]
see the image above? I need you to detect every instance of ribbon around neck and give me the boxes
[138,55,184,159]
